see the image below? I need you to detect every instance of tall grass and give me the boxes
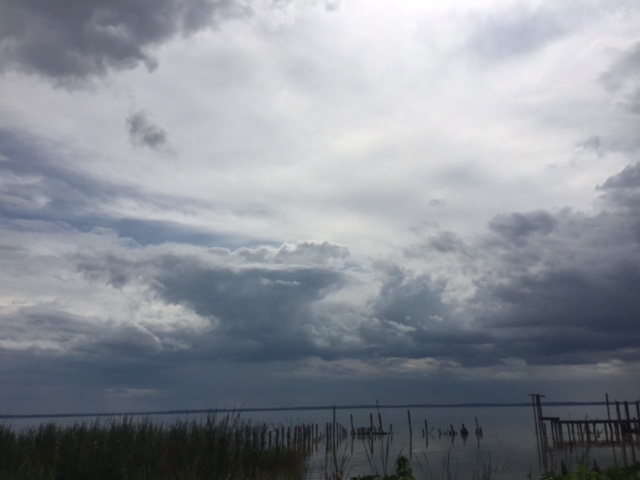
[0,414,310,480]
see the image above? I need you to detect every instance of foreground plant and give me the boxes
[540,462,640,480]
[352,455,415,480]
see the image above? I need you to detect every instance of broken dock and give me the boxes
[530,394,640,447]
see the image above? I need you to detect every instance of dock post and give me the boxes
[624,402,632,438]
[616,402,623,439]
[635,401,640,442]
[332,405,337,448]
[408,409,413,458]
[530,394,546,468]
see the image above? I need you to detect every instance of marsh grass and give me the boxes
[360,432,397,478]
[0,414,310,480]
[324,436,353,480]
[414,450,507,480]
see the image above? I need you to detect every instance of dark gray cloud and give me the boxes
[488,211,557,245]
[371,266,448,328]
[0,0,249,83]
[600,41,640,116]
[469,164,640,364]
[61,158,640,369]
[76,251,346,361]
[360,266,498,366]
[600,41,640,92]
[598,162,640,216]
[126,110,168,149]
[0,127,256,247]
[599,162,640,191]
[0,127,124,217]
[404,231,467,257]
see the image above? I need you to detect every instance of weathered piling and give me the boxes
[408,409,413,458]
[424,419,429,446]
[333,405,336,449]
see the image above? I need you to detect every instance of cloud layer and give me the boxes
[1,0,639,413]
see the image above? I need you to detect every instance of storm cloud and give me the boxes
[0,0,249,83]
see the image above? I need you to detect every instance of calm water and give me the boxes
[245,404,638,479]
[4,404,638,479]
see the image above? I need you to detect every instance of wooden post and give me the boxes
[624,402,632,437]
[531,394,540,437]
[333,405,337,447]
[408,409,413,459]
[325,422,330,451]
[530,393,545,465]
[635,401,640,442]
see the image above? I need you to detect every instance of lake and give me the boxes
[252,403,638,479]
[4,402,638,479]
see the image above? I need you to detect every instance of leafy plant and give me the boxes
[351,454,415,480]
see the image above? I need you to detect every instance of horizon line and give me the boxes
[1,399,608,420]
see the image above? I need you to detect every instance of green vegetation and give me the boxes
[0,414,310,480]
[2,414,639,480]
[539,462,640,480]
[351,455,415,480]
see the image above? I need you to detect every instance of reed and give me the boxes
[0,413,310,480]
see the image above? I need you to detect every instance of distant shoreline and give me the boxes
[0,400,607,420]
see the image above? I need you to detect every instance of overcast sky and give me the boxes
[1,0,639,415]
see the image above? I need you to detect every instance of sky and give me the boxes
[1,0,639,415]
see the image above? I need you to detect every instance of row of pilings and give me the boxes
[531,394,640,447]
[223,405,483,458]
[531,393,640,472]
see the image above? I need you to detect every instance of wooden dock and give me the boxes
[530,394,640,447]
